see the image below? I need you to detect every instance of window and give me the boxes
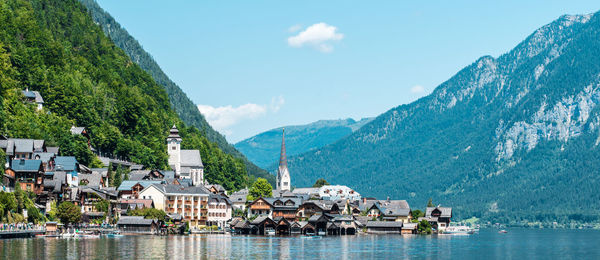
[172,146,176,150]
[283,182,288,186]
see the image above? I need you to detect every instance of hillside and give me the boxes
[0,0,248,190]
[235,118,372,168]
[77,0,274,184]
[288,13,600,224]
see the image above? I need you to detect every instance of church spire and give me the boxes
[279,128,287,168]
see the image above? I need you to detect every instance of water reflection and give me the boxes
[2,229,600,259]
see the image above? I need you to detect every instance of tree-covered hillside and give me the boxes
[288,13,600,224]
[0,0,246,190]
[235,118,372,168]
[77,0,274,185]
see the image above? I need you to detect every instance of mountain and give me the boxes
[288,13,600,224]
[0,0,248,190]
[235,118,373,168]
[77,0,274,184]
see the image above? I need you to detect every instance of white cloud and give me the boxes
[197,96,285,137]
[270,96,285,112]
[288,24,302,33]
[287,23,344,53]
[410,85,425,94]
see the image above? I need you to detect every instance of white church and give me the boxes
[166,125,204,186]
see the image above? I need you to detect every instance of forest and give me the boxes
[0,0,248,191]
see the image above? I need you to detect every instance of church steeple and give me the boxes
[277,128,291,191]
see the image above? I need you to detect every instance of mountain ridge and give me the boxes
[287,12,600,223]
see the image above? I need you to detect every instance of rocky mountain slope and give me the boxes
[235,118,372,168]
[288,13,600,223]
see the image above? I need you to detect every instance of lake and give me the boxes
[1,228,599,259]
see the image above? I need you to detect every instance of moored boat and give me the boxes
[442,225,475,235]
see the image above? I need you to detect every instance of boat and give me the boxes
[106,231,124,238]
[301,235,322,239]
[498,230,508,233]
[265,229,276,236]
[442,225,476,235]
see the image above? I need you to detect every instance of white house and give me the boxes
[207,194,232,229]
[318,185,361,201]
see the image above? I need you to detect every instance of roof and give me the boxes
[54,156,78,172]
[402,223,418,230]
[117,216,156,226]
[264,197,302,210]
[46,147,59,154]
[205,184,226,192]
[117,180,163,191]
[167,125,182,141]
[33,140,45,152]
[208,194,231,205]
[167,213,183,221]
[148,184,210,195]
[70,126,86,135]
[292,187,319,195]
[250,216,273,225]
[234,220,250,229]
[91,168,108,178]
[78,173,102,187]
[22,90,44,103]
[366,221,404,228]
[371,201,411,217]
[180,150,203,167]
[33,152,55,163]
[10,159,42,172]
[308,214,327,223]
[121,199,154,209]
[13,139,33,153]
[426,207,452,218]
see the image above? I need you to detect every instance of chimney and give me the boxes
[362,197,366,204]
[387,196,390,202]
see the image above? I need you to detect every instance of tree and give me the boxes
[411,209,424,221]
[128,208,167,222]
[247,178,272,201]
[427,198,435,207]
[418,219,433,234]
[57,202,81,225]
[313,178,329,188]
[113,165,123,188]
[94,199,110,214]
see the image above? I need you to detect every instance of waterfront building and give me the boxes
[367,200,412,223]
[276,128,291,191]
[4,159,44,194]
[117,216,158,233]
[166,125,204,186]
[54,156,81,187]
[138,184,210,227]
[365,221,404,234]
[247,197,274,219]
[205,184,227,195]
[119,199,154,215]
[421,207,453,231]
[269,197,301,221]
[296,200,341,219]
[79,187,118,222]
[207,194,232,229]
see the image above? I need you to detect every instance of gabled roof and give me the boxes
[121,199,154,209]
[22,90,44,103]
[426,207,452,218]
[33,152,55,163]
[308,214,328,223]
[10,159,42,172]
[180,150,203,167]
[117,216,156,225]
[117,180,163,191]
[46,147,59,154]
[70,126,86,135]
[147,184,210,195]
[234,220,251,229]
[13,139,34,153]
[250,216,275,226]
[54,156,78,172]
[91,168,108,178]
[208,194,231,205]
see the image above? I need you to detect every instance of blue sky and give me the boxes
[96,0,599,143]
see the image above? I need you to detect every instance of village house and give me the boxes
[117,180,163,199]
[420,207,453,232]
[54,156,81,187]
[4,159,44,194]
[138,184,210,228]
[228,188,248,211]
[22,88,44,111]
[296,200,341,219]
[206,194,232,229]
[117,216,159,234]
[119,199,154,216]
[365,221,404,234]
[0,138,46,162]
[79,187,118,222]
[205,184,227,196]
[367,199,412,223]
[269,197,302,221]
[247,197,274,219]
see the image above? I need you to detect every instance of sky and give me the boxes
[96,0,600,143]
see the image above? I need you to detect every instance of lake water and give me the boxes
[1,228,599,259]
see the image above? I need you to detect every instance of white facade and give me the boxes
[138,185,166,210]
[277,166,291,191]
[318,185,361,201]
[207,197,232,229]
[167,133,181,174]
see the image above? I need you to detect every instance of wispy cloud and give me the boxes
[287,23,344,53]
[288,24,303,33]
[410,85,425,94]
[197,96,286,137]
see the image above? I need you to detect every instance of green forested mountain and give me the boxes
[0,0,247,190]
[77,0,274,185]
[288,13,600,224]
[235,118,372,168]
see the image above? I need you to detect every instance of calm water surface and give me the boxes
[1,228,599,259]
